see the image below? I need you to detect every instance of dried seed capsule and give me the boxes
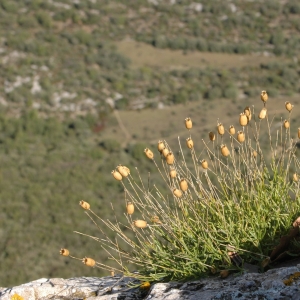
[239,113,248,126]
[229,125,235,135]
[209,131,216,141]
[111,270,115,277]
[162,148,169,157]
[140,282,151,289]
[123,166,130,175]
[293,173,298,182]
[166,152,175,165]
[173,188,183,198]
[169,168,177,178]
[83,257,96,267]
[117,165,129,177]
[298,128,300,139]
[180,178,188,192]
[112,170,122,181]
[144,148,154,159]
[126,202,134,215]
[60,248,69,257]
[283,120,290,129]
[237,131,245,143]
[244,106,252,121]
[252,150,257,157]
[133,220,147,228]
[261,90,268,103]
[79,200,90,210]
[185,117,192,129]
[285,101,293,112]
[293,216,300,228]
[220,270,230,278]
[151,216,162,224]
[201,159,208,169]
[157,141,165,152]
[217,123,225,135]
[186,137,194,149]
[258,108,267,119]
[220,144,230,157]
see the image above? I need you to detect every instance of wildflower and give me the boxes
[151,216,162,224]
[157,141,165,152]
[229,125,235,135]
[283,120,290,129]
[169,168,177,178]
[117,165,130,177]
[166,152,175,165]
[144,148,154,159]
[126,202,134,215]
[140,281,151,289]
[293,173,298,182]
[162,148,169,157]
[237,131,245,143]
[173,188,183,198]
[217,123,225,135]
[83,257,96,267]
[112,170,122,181]
[180,179,188,192]
[60,248,70,257]
[239,113,248,126]
[220,144,230,157]
[133,220,147,228]
[11,294,24,300]
[209,131,216,141]
[285,101,293,112]
[244,106,252,121]
[186,137,194,149]
[185,117,192,129]
[220,270,230,278]
[201,159,208,169]
[293,216,300,228]
[261,90,268,103]
[79,200,90,210]
[258,108,267,119]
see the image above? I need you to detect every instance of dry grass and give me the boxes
[64,91,300,283]
[100,95,300,151]
[116,40,279,70]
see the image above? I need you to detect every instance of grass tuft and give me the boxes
[62,91,300,282]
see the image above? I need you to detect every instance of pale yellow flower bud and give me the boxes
[79,200,90,210]
[60,248,70,256]
[144,148,154,159]
[261,90,268,102]
[126,202,134,215]
[83,257,96,267]
[133,220,147,228]
[185,117,192,129]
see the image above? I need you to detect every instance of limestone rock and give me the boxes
[1,265,300,299]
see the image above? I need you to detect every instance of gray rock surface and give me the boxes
[1,265,300,300]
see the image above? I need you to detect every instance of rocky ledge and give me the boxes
[1,265,300,300]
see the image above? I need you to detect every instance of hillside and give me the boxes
[1,0,300,116]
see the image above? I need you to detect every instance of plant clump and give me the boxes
[61,91,300,283]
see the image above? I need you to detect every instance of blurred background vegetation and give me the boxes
[1,0,300,287]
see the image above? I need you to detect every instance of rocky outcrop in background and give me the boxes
[1,265,300,300]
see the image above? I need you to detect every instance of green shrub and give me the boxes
[65,91,300,283]
[35,11,52,28]
[100,139,121,153]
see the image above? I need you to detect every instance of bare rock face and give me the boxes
[1,265,300,300]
